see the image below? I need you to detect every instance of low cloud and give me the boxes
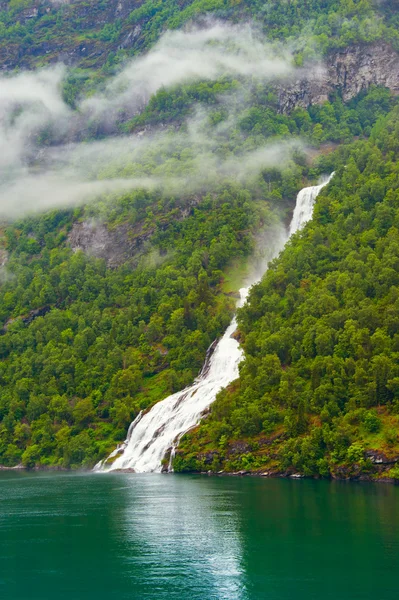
[0,21,304,220]
[82,22,293,120]
[0,65,69,171]
[0,137,302,218]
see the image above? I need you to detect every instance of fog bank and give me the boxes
[0,22,304,219]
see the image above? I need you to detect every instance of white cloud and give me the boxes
[82,23,293,119]
[0,22,301,219]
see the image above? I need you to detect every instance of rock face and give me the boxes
[68,196,203,267]
[2,305,51,332]
[365,450,399,465]
[278,42,399,113]
[67,220,152,268]
[0,0,147,70]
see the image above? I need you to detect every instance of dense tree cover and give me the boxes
[0,184,274,468]
[0,0,398,79]
[1,0,399,472]
[0,81,396,469]
[176,105,399,479]
[125,80,395,145]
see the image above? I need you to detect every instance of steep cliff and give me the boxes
[278,42,399,113]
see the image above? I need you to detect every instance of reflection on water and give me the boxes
[121,475,247,599]
[0,473,398,600]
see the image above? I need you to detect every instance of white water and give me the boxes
[289,173,334,236]
[96,174,333,473]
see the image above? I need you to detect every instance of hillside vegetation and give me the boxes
[1,0,399,474]
[176,106,399,480]
[0,0,398,75]
[0,83,395,469]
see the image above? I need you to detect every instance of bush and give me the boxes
[363,411,381,433]
[347,442,365,463]
[389,464,399,480]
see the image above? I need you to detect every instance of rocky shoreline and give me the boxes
[1,463,397,484]
[195,469,398,484]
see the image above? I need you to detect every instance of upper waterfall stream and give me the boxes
[96,174,334,473]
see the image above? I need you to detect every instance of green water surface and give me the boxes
[0,472,398,600]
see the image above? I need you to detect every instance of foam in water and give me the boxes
[95,174,334,473]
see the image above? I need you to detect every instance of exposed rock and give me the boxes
[68,195,204,267]
[2,305,51,332]
[278,42,399,113]
[365,450,399,465]
[277,65,329,114]
[230,329,241,342]
[112,468,136,473]
[67,219,152,268]
[228,440,251,455]
[21,7,39,19]
[197,450,219,465]
[119,26,142,50]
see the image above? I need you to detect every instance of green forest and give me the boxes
[1,0,399,479]
[177,106,399,480]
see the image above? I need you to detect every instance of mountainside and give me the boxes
[176,108,399,481]
[1,0,398,73]
[1,0,399,476]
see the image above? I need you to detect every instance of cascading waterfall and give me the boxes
[96,173,334,473]
[289,174,334,236]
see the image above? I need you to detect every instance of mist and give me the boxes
[0,21,305,220]
[0,65,69,171]
[82,22,294,119]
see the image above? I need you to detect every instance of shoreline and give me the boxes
[1,463,397,484]
[197,470,398,485]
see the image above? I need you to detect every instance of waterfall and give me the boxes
[96,174,334,473]
[289,173,334,236]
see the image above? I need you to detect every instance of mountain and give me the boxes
[0,0,399,478]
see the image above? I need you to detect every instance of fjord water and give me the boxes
[101,174,334,473]
[1,472,398,600]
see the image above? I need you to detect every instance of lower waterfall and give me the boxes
[96,173,334,473]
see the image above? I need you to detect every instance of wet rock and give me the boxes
[378,477,397,484]
[230,329,241,342]
[119,26,142,50]
[365,450,399,465]
[113,468,136,473]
